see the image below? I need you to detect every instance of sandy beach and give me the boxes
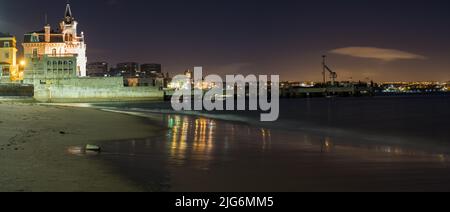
[0,102,161,192]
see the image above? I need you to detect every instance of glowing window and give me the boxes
[2,67,10,76]
[32,49,38,58]
[65,34,73,42]
[31,34,40,42]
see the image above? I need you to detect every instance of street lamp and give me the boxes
[17,60,26,81]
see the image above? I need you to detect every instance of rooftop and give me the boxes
[23,33,64,43]
[0,32,14,38]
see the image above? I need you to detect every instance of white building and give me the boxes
[22,3,87,77]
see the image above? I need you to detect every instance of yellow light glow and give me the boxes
[19,60,26,66]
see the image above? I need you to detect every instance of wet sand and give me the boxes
[0,102,161,192]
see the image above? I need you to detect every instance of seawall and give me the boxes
[27,77,164,102]
[0,83,34,97]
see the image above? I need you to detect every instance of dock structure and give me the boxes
[164,84,374,100]
[279,55,373,98]
[280,86,373,98]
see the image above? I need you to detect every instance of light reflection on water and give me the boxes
[79,97,450,191]
[157,114,450,166]
[152,114,283,170]
[79,113,450,191]
[166,115,215,166]
[68,112,450,164]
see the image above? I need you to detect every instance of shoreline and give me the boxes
[0,102,163,192]
[1,98,450,192]
[77,100,450,156]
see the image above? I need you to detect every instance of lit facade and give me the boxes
[22,4,87,77]
[0,33,18,80]
[23,55,77,84]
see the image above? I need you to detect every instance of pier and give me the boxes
[280,86,373,98]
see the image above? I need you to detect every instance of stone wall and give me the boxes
[31,77,164,102]
[0,84,34,97]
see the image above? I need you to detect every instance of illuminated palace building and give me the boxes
[22,3,87,78]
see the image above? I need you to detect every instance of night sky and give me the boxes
[1,0,450,81]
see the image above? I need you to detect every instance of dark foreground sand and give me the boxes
[0,102,161,192]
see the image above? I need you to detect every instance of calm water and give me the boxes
[88,95,450,191]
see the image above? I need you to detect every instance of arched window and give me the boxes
[52,49,57,56]
[64,34,73,42]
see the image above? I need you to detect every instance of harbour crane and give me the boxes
[322,55,338,86]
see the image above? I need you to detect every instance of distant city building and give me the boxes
[22,4,87,77]
[280,81,315,88]
[115,62,139,77]
[140,63,162,77]
[87,62,108,77]
[0,33,18,80]
[125,77,164,88]
[122,63,169,88]
[379,81,446,93]
[138,63,166,88]
[184,69,193,79]
[168,68,196,89]
[163,72,171,87]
